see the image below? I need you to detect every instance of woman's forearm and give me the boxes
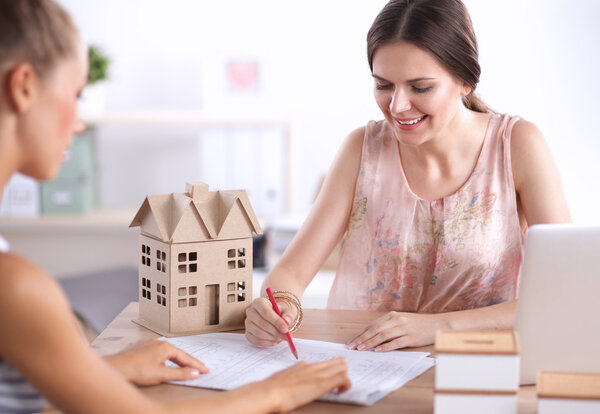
[260,260,308,300]
[440,300,516,331]
[166,380,279,414]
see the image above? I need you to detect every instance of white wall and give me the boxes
[466,0,600,224]
[59,0,600,223]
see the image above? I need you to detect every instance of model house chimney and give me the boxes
[186,182,210,202]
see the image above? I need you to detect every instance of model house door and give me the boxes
[205,284,219,325]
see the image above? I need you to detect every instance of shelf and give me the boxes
[79,110,293,214]
[0,209,136,233]
[82,110,291,128]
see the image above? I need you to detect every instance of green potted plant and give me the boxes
[88,45,110,85]
[78,45,110,118]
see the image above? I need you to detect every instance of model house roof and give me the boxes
[129,182,263,243]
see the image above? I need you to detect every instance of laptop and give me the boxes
[515,224,600,384]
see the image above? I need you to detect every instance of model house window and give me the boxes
[155,249,166,273]
[141,244,151,268]
[177,251,198,274]
[227,280,246,303]
[141,277,152,301]
[178,285,198,307]
[227,248,246,269]
[156,283,167,307]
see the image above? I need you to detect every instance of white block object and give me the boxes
[538,399,600,414]
[436,353,519,391]
[434,393,517,414]
[435,330,520,392]
[538,371,600,414]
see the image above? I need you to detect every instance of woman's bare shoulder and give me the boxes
[509,119,549,180]
[0,252,55,294]
[328,125,367,178]
[344,125,367,148]
[510,118,545,152]
[0,253,65,333]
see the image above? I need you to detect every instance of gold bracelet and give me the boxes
[276,297,303,332]
[272,290,301,304]
[272,290,303,333]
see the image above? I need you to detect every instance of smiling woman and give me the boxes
[371,41,473,146]
[244,0,571,353]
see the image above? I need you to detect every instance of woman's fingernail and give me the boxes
[357,344,366,351]
[347,342,356,349]
[190,369,200,378]
[374,346,382,352]
[283,315,292,325]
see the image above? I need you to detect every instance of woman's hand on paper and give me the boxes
[347,311,447,351]
[105,338,209,386]
[245,296,298,347]
[266,358,351,412]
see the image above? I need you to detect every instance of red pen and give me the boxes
[266,288,298,359]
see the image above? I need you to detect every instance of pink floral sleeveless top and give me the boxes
[327,114,524,312]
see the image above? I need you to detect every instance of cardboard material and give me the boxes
[129,182,262,336]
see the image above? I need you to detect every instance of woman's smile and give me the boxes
[395,115,428,130]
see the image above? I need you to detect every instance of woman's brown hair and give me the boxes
[0,0,78,79]
[367,0,490,113]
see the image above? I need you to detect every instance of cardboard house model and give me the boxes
[129,182,262,337]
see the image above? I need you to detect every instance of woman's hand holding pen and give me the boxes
[245,297,298,347]
[244,296,351,412]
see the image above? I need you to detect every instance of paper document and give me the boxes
[163,333,435,406]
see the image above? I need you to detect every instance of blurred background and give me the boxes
[0,0,598,331]
[4,0,598,218]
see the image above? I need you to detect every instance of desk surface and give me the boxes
[91,303,537,413]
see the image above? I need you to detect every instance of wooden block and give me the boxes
[538,371,600,414]
[435,331,520,392]
[435,330,520,355]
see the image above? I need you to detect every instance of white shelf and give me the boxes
[82,110,291,127]
[81,110,293,215]
[0,209,139,279]
[0,209,136,232]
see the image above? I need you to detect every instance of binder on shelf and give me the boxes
[41,129,96,214]
[0,173,40,217]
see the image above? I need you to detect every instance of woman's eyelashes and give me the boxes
[375,83,433,93]
[376,83,393,90]
[412,85,432,93]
